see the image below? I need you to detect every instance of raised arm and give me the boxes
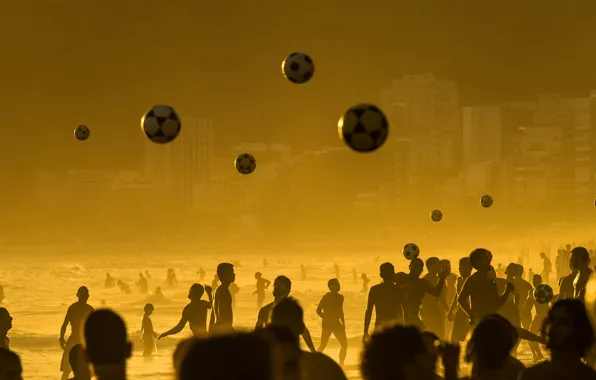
[426,268,449,297]
[264,279,271,289]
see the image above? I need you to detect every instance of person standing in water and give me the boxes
[137,273,148,294]
[253,272,271,310]
[59,286,94,380]
[361,273,370,293]
[212,263,235,335]
[159,284,212,339]
[140,304,157,356]
[316,279,347,366]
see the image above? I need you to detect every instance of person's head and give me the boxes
[529,274,541,287]
[540,252,546,259]
[361,325,435,380]
[394,272,409,286]
[255,325,301,380]
[328,279,340,293]
[504,263,517,280]
[380,263,395,282]
[77,286,89,303]
[542,299,595,356]
[155,286,162,294]
[425,257,440,275]
[69,344,91,380]
[144,303,154,316]
[459,257,473,277]
[216,263,235,284]
[0,348,22,380]
[273,276,292,299]
[466,315,515,372]
[255,272,262,280]
[566,244,572,251]
[189,284,205,300]
[0,309,12,334]
[571,247,591,271]
[469,248,492,271]
[106,273,111,277]
[409,258,424,277]
[270,297,305,338]
[84,309,132,368]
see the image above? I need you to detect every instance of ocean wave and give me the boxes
[9,332,182,350]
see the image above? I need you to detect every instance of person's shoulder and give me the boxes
[258,302,274,317]
[301,351,348,380]
[521,361,551,377]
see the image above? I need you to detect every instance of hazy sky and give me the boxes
[1,0,595,180]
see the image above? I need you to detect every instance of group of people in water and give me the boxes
[1,245,596,380]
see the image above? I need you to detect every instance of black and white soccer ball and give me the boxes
[141,105,181,144]
[481,195,493,208]
[235,153,256,175]
[533,284,553,304]
[431,209,443,222]
[282,52,315,84]
[338,104,389,153]
[403,243,420,260]
[74,125,90,141]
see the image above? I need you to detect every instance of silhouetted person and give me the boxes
[528,268,535,282]
[301,265,307,281]
[352,268,358,284]
[334,263,340,279]
[361,273,370,293]
[255,275,317,352]
[559,262,577,299]
[173,339,194,379]
[197,266,206,282]
[316,279,347,366]
[254,272,271,310]
[496,263,505,278]
[211,274,219,294]
[212,263,235,334]
[539,252,552,284]
[117,280,131,295]
[520,299,596,380]
[495,264,521,333]
[160,284,212,339]
[166,268,178,287]
[525,274,549,362]
[571,246,593,300]
[448,257,473,343]
[404,258,449,329]
[270,297,348,380]
[0,308,12,350]
[136,273,148,294]
[144,270,151,280]
[140,304,157,356]
[83,309,132,380]
[0,348,22,380]
[0,285,4,304]
[421,257,448,338]
[60,286,93,380]
[104,273,115,288]
[512,264,533,331]
[363,263,406,342]
[68,344,90,380]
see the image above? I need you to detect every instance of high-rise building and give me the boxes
[462,106,502,167]
[144,117,213,207]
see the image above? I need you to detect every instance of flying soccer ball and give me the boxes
[282,52,315,84]
[338,104,389,153]
[235,153,256,175]
[74,125,90,141]
[403,243,420,260]
[431,210,443,222]
[141,105,181,144]
[533,284,553,304]
[480,195,493,208]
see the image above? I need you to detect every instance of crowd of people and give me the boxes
[1,246,596,379]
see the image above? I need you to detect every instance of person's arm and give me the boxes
[255,307,267,330]
[59,307,71,349]
[205,287,213,309]
[458,277,475,321]
[301,325,316,352]
[264,279,271,289]
[140,317,146,338]
[316,295,326,319]
[522,290,534,316]
[495,282,514,311]
[363,288,375,341]
[426,268,449,297]
[397,287,407,324]
[339,296,346,327]
[517,327,544,343]
[159,309,188,339]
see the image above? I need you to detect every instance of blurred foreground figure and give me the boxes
[0,348,21,380]
[84,309,132,380]
[60,287,93,380]
[179,333,271,380]
[68,344,90,380]
[0,308,12,349]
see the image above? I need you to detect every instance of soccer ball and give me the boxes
[403,243,420,260]
[480,195,493,208]
[533,284,553,304]
[282,52,314,84]
[141,105,181,144]
[338,104,389,153]
[235,153,256,175]
[74,125,90,141]
[431,210,443,222]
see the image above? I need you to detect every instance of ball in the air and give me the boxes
[533,284,553,304]
[141,105,181,144]
[338,104,389,153]
[74,125,90,141]
[282,52,315,84]
[431,210,443,222]
[235,153,256,175]
[403,243,420,260]
[481,195,493,208]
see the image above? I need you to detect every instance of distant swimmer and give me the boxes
[361,273,370,293]
[145,287,169,304]
[211,263,235,335]
[104,273,115,288]
[316,279,347,366]
[403,258,449,329]
[197,266,206,282]
[137,273,148,294]
[363,263,407,343]
[0,308,12,349]
[159,284,213,339]
[59,286,93,380]
[253,272,271,310]
[301,265,307,281]
[166,269,178,287]
[140,304,158,356]
[117,280,132,295]
[255,275,317,352]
